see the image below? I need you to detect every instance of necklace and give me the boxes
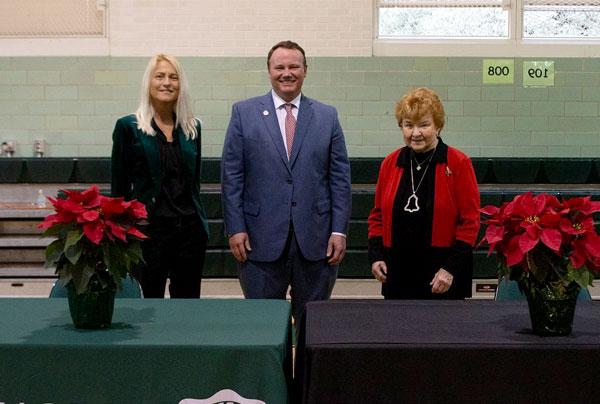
[412,150,435,171]
[404,147,437,213]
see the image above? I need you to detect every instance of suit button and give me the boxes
[291,202,297,207]
[286,179,292,184]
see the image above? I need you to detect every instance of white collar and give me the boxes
[271,90,301,110]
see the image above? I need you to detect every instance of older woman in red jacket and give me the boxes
[368,87,480,299]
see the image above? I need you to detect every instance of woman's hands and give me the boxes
[371,261,387,283]
[430,268,453,294]
[372,263,453,294]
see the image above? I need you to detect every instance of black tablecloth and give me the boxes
[296,300,600,404]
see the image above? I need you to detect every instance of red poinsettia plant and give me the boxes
[480,192,600,288]
[39,185,148,294]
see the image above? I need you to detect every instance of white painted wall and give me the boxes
[0,0,373,57]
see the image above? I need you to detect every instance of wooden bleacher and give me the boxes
[0,157,598,298]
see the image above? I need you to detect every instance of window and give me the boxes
[0,0,106,37]
[523,0,600,38]
[378,0,510,39]
[378,0,600,40]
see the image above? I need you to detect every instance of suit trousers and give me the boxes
[238,229,338,322]
[137,214,207,298]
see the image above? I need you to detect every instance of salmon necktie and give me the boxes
[284,103,296,159]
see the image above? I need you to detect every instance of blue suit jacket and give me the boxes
[221,93,351,262]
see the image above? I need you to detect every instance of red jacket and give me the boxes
[368,145,480,248]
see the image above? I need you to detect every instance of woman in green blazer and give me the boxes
[111,54,208,298]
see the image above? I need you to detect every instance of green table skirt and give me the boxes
[0,298,291,404]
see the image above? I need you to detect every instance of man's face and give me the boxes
[268,47,307,102]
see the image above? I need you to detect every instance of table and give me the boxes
[296,300,600,404]
[0,298,291,404]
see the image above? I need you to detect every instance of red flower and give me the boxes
[40,185,149,294]
[39,185,147,245]
[480,192,600,286]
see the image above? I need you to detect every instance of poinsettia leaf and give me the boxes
[480,205,500,216]
[519,232,538,254]
[105,242,128,278]
[532,194,548,216]
[539,210,561,228]
[44,238,65,267]
[506,237,525,267]
[127,200,148,219]
[584,232,600,256]
[64,230,83,265]
[126,227,148,240]
[101,243,112,270]
[79,210,100,222]
[83,221,104,245]
[72,264,95,294]
[64,229,83,250]
[540,228,562,252]
[41,227,60,237]
[485,225,505,244]
[569,240,588,269]
[127,241,144,264]
[567,262,594,288]
[100,197,127,217]
[64,244,83,266]
[56,267,72,287]
[105,221,127,242]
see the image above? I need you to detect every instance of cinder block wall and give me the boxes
[0,1,599,158]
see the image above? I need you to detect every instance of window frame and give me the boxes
[374,0,600,57]
[0,0,109,56]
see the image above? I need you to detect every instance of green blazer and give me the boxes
[110,114,208,236]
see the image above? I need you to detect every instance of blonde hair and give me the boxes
[395,87,445,132]
[135,54,198,139]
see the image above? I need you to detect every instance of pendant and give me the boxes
[404,193,420,213]
[416,165,422,171]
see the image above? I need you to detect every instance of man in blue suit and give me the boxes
[221,40,351,322]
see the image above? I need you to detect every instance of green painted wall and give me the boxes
[0,56,599,158]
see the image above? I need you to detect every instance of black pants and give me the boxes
[138,215,207,298]
[382,246,469,300]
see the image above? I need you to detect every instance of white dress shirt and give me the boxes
[271,90,301,156]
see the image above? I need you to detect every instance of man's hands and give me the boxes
[230,232,347,265]
[228,232,252,263]
[326,234,346,265]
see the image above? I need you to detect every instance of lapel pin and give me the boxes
[263,110,269,116]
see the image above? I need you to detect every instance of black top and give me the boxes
[392,145,438,248]
[151,119,196,218]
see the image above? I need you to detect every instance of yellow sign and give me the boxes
[482,59,514,84]
[523,61,555,87]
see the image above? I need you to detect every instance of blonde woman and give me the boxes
[111,54,208,298]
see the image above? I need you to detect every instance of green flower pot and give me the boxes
[66,279,116,329]
[520,277,579,336]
